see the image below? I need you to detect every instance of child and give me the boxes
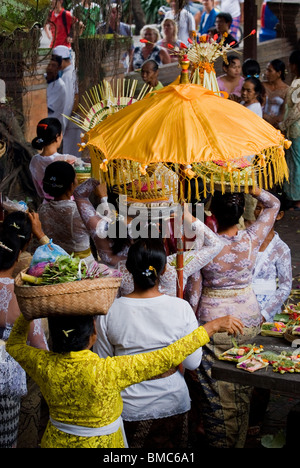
[252,193,292,323]
[30,118,81,202]
[6,252,243,448]
[242,58,261,79]
[0,212,48,448]
[38,161,94,264]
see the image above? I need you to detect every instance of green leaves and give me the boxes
[0,0,50,35]
[261,430,286,448]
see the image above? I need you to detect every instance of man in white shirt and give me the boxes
[52,45,82,156]
[165,1,196,45]
[215,0,244,39]
[46,55,66,130]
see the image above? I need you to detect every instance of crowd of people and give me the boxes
[0,0,299,451]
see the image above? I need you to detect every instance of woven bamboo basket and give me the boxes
[14,270,121,320]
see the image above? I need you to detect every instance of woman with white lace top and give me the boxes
[252,194,292,322]
[38,161,94,264]
[73,178,225,298]
[30,118,81,202]
[0,212,48,448]
[184,187,280,448]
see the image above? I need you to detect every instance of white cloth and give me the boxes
[95,295,202,421]
[29,152,77,200]
[165,9,195,45]
[252,232,292,322]
[47,78,66,128]
[60,64,82,156]
[241,101,263,118]
[218,0,244,18]
[49,415,128,446]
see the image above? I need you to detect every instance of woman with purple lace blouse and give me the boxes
[185,187,280,448]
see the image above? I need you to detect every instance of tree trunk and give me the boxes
[131,0,146,35]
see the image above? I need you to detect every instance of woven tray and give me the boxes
[284,327,300,344]
[14,270,121,319]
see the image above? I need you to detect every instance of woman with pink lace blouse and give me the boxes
[185,187,280,448]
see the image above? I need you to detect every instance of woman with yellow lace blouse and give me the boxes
[7,303,243,448]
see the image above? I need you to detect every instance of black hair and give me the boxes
[142,59,159,72]
[126,238,167,290]
[244,76,265,105]
[0,233,22,271]
[242,58,260,78]
[43,161,76,198]
[216,12,233,26]
[31,118,62,151]
[289,50,300,75]
[269,59,286,81]
[2,211,32,251]
[210,191,245,230]
[223,54,241,68]
[51,54,63,67]
[48,315,95,353]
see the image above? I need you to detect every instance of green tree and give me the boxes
[0,0,50,35]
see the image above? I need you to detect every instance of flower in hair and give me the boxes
[0,241,13,252]
[37,138,44,144]
[142,265,157,277]
[10,222,20,230]
[62,329,75,338]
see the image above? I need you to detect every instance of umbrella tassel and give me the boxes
[268,161,273,189]
[187,180,192,202]
[210,173,214,195]
[244,172,249,194]
[221,170,225,194]
[197,177,201,200]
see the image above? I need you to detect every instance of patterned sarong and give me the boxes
[197,326,260,448]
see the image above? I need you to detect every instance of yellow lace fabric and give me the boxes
[7,314,209,448]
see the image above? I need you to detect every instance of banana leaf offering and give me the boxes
[218,341,263,363]
[22,255,121,286]
[237,356,269,373]
[260,322,287,337]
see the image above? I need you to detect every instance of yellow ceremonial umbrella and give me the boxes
[80,56,290,298]
[82,77,289,199]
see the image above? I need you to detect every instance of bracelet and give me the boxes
[39,235,50,245]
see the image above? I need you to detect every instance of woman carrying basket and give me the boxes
[7,295,243,448]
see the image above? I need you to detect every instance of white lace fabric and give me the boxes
[252,232,292,322]
[185,190,281,327]
[38,200,91,254]
[74,178,225,296]
[0,278,48,397]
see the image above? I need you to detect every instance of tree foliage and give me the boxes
[0,0,50,35]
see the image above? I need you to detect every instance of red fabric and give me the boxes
[205,214,218,233]
[49,9,74,48]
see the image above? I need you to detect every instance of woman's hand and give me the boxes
[27,211,45,240]
[94,182,107,199]
[248,186,262,197]
[203,315,244,337]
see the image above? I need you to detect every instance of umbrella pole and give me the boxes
[176,167,185,299]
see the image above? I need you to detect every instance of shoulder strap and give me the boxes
[62,9,69,36]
